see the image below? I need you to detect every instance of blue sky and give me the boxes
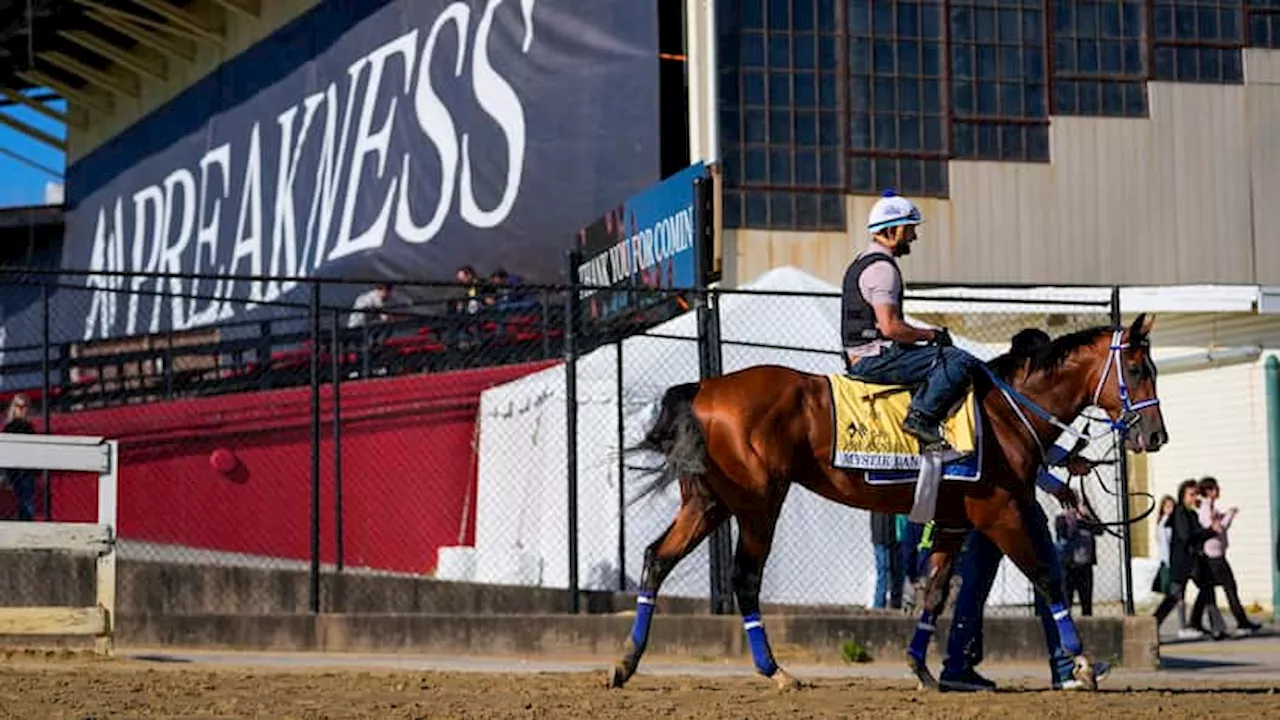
[0,93,67,208]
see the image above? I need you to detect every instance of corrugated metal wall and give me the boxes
[728,48,1280,287]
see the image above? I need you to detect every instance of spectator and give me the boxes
[1190,476,1261,637]
[347,283,393,329]
[486,268,512,310]
[1153,494,1200,639]
[870,511,903,609]
[898,516,925,612]
[453,266,482,315]
[2,394,37,521]
[1055,506,1097,616]
[1153,479,1218,638]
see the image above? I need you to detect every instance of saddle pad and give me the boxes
[826,374,981,478]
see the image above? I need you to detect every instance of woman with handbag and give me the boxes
[1152,479,1219,641]
[1153,494,1201,639]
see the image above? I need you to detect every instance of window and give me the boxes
[1151,1,1245,83]
[950,0,1050,162]
[1248,2,1280,48]
[848,1,949,195]
[722,190,845,230]
[720,0,845,229]
[720,0,1271,231]
[1052,0,1148,116]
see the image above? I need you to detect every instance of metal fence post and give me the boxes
[1111,286,1135,615]
[332,308,344,573]
[692,174,734,615]
[309,282,322,613]
[616,339,627,591]
[565,251,582,613]
[41,281,51,520]
[1265,355,1280,622]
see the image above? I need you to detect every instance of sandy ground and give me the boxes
[1,645,1280,720]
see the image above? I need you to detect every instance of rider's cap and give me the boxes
[866,189,924,233]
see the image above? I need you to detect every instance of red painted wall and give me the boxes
[17,361,556,575]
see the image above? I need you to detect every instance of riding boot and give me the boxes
[903,409,949,449]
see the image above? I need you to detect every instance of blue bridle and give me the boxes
[979,329,1161,463]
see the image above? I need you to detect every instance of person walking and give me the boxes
[1153,494,1202,640]
[1055,507,1097,616]
[870,511,904,609]
[1189,476,1261,637]
[1153,479,1219,638]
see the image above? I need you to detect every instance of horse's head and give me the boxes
[1087,313,1168,453]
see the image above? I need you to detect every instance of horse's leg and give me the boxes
[906,523,969,690]
[607,490,728,689]
[980,498,1098,690]
[732,511,800,691]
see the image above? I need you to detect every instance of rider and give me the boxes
[842,190,983,448]
[934,328,1111,692]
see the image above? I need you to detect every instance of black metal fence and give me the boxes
[0,264,1136,619]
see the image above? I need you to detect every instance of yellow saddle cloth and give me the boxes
[826,374,979,471]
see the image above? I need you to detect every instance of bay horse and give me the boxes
[608,313,1166,691]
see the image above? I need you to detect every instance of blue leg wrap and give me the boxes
[1050,602,1082,656]
[629,592,656,649]
[743,612,778,676]
[908,610,937,663]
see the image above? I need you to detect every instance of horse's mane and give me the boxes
[985,324,1116,381]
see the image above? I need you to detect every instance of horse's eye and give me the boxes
[1127,364,1142,379]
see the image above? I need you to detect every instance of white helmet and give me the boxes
[866,189,923,234]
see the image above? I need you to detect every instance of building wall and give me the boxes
[730,59,1280,287]
[719,0,1280,287]
[67,0,319,162]
[1145,360,1273,612]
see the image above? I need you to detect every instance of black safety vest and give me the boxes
[841,251,902,349]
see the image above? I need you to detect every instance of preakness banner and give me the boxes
[55,0,659,343]
[575,162,707,322]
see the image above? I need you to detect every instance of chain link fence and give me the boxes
[0,266,1132,620]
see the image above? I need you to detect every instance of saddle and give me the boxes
[826,375,979,472]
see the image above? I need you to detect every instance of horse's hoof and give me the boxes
[606,664,630,689]
[1071,655,1098,691]
[908,655,937,691]
[771,668,802,692]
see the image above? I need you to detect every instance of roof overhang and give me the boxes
[905,284,1266,315]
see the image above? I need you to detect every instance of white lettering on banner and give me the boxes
[578,205,695,297]
[188,143,232,327]
[80,0,539,342]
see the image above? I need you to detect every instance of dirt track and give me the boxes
[1,653,1278,719]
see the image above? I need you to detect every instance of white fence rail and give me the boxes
[0,433,118,653]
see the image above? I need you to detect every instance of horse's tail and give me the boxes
[627,382,708,505]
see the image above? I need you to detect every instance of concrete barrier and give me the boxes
[0,554,869,616]
[0,554,1159,669]
[113,613,1156,668]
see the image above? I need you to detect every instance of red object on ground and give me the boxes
[32,361,556,575]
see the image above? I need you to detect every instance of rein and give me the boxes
[978,329,1161,536]
[979,329,1160,467]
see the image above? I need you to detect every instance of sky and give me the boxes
[0,93,67,208]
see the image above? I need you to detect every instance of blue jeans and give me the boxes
[942,501,1074,684]
[873,543,904,609]
[899,521,926,583]
[848,344,983,423]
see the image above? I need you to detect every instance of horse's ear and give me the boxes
[1128,313,1154,343]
